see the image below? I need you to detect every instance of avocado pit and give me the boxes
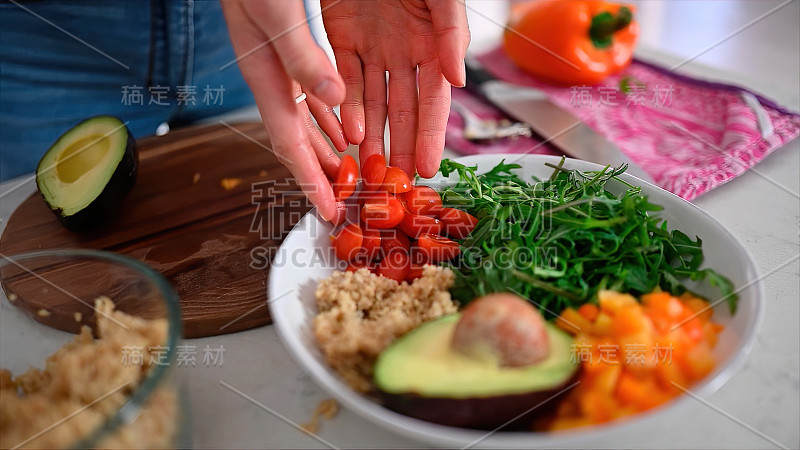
[451,293,551,368]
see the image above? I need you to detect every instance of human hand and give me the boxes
[322,0,470,178]
[221,0,350,222]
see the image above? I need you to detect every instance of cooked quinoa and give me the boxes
[313,265,457,392]
[0,297,178,449]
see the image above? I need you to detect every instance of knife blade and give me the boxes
[464,61,655,184]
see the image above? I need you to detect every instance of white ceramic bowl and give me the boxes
[268,154,763,448]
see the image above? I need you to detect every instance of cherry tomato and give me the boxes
[416,233,460,262]
[407,263,426,282]
[381,167,412,194]
[334,155,358,201]
[438,207,479,239]
[380,229,411,257]
[398,214,443,238]
[361,192,405,228]
[403,186,443,216]
[355,189,380,206]
[396,191,411,213]
[330,223,363,261]
[360,227,382,261]
[361,154,387,189]
[377,250,410,282]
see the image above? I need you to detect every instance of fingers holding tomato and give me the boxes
[381,167,412,194]
[362,154,388,189]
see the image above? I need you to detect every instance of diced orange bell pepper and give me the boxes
[682,296,713,322]
[557,308,592,335]
[598,290,637,315]
[547,290,722,431]
[679,342,716,380]
[590,312,613,334]
[578,303,600,322]
[592,363,622,394]
[579,391,618,423]
[675,311,705,343]
[653,350,686,390]
[643,292,685,320]
[615,372,649,409]
[612,304,648,336]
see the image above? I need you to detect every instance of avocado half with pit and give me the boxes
[374,314,578,429]
[36,116,138,232]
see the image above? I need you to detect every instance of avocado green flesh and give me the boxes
[374,314,577,399]
[36,116,129,217]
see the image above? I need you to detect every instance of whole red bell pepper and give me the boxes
[503,0,639,86]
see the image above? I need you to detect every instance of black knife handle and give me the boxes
[464,59,497,101]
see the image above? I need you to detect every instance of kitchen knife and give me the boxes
[464,60,655,184]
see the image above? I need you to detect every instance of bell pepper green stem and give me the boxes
[590,6,633,49]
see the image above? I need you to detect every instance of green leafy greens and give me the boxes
[438,158,738,317]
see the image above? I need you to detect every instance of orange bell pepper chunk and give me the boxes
[557,307,592,335]
[579,391,618,423]
[577,303,600,322]
[682,296,713,322]
[615,372,649,408]
[612,304,648,336]
[547,290,723,431]
[503,0,639,86]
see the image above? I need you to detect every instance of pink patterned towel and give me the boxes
[446,47,800,201]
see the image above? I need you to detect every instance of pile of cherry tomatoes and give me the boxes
[330,154,479,283]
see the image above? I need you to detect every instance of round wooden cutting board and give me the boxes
[0,122,311,338]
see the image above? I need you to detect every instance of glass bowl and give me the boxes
[0,249,187,448]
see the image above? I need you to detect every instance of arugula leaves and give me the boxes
[438,158,738,317]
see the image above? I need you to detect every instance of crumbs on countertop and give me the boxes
[300,398,339,435]
[220,177,242,190]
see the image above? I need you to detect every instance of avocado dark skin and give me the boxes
[377,372,577,429]
[41,130,138,233]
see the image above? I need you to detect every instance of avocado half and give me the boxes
[374,314,578,429]
[36,116,138,232]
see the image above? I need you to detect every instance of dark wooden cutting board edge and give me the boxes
[0,122,311,338]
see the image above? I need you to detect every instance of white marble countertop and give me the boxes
[1,1,798,448]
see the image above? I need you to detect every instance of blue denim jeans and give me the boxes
[0,0,256,180]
